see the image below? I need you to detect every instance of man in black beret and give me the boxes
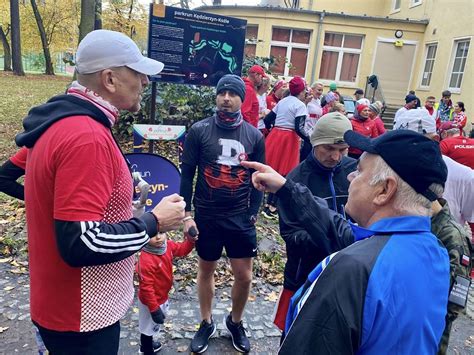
[243,130,450,355]
[180,74,265,354]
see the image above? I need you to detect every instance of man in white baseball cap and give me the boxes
[74,29,164,113]
[76,29,164,76]
[15,30,183,354]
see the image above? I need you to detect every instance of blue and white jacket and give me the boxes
[277,180,450,355]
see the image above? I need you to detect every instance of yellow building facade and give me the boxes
[199,0,472,115]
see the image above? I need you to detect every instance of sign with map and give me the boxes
[147,4,246,86]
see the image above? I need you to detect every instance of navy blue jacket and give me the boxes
[278,153,357,291]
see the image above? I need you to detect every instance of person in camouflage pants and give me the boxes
[431,198,472,355]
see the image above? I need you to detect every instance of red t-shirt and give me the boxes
[440,136,474,169]
[10,147,28,170]
[241,77,259,127]
[26,115,135,332]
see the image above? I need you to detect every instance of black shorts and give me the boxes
[195,212,257,261]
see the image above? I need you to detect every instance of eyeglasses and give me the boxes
[427,101,436,104]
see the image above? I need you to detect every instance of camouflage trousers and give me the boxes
[438,304,463,355]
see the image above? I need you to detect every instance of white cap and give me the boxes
[393,108,436,134]
[75,30,164,75]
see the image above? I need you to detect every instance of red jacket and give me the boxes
[266,93,279,111]
[349,118,379,156]
[241,77,259,127]
[137,239,194,312]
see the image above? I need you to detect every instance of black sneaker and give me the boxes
[139,340,162,354]
[225,313,250,353]
[190,319,217,354]
[261,206,278,220]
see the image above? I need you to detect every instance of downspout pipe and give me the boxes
[310,11,325,84]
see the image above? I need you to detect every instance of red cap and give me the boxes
[249,65,266,77]
[289,76,306,95]
[356,104,369,113]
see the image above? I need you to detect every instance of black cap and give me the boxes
[354,89,364,95]
[344,130,447,201]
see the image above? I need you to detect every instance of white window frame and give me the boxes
[419,42,438,89]
[391,0,401,13]
[409,0,422,8]
[270,27,311,77]
[446,37,471,94]
[319,32,364,86]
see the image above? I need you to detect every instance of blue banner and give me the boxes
[126,153,181,212]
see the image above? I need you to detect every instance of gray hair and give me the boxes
[369,156,443,216]
[311,81,324,88]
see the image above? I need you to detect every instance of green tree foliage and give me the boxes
[102,0,148,47]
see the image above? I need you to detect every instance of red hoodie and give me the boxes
[266,92,280,111]
[241,77,259,127]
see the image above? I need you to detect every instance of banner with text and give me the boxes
[126,153,181,212]
[147,4,246,86]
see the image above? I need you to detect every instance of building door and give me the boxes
[372,40,417,106]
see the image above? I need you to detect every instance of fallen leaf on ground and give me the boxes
[0,327,9,333]
[3,286,14,291]
[264,291,279,302]
[177,345,188,352]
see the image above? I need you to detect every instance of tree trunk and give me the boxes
[78,0,96,44]
[30,0,54,75]
[94,0,102,30]
[0,25,12,71]
[10,0,24,76]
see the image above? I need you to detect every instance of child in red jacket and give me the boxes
[137,232,195,354]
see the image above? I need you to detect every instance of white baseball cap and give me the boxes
[75,30,164,75]
[393,108,436,134]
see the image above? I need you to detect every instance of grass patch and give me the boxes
[0,71,71,161]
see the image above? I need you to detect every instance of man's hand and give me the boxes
[240,161,286,193]
[151,307,166,325]
[184,218,199,241]
[152,194,186,232]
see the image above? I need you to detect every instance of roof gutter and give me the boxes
[197,5,429,25]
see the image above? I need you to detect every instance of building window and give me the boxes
[319,32,363,83]
[420,43,437,87]
[392,0,401,11]
[410,0,422,6]
[448,39,470,91]
[245,25,258,57]
[269,28,311,77]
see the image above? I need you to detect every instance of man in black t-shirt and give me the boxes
[180,74,265,354]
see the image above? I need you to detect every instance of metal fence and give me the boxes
[0,52,74,75]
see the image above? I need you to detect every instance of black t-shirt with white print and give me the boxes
[182,116,265,218]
